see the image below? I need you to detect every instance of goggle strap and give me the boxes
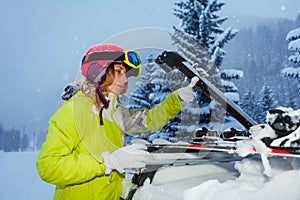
[83,52,124,63]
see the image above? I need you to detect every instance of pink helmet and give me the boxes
[81,43,124,83]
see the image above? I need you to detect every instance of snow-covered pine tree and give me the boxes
[281,26,300,90]
[220,69,243,104]
[256,85,278,123]
[172,0,237,80]
[172,0,238,131]
[288,93,298,109]
[240,90,258,122]
[220,69,245,126]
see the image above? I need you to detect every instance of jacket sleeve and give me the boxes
[123,91,184,133]
[36,100,106,186]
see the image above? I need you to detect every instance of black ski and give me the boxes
[155,51,257,129]
[146,142,300,160]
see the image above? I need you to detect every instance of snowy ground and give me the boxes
[1,152,300,200]
[0,152,54,200]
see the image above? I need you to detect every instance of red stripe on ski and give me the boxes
[188,144,209,148]
[252,147,292,155]
[271,148,292,155]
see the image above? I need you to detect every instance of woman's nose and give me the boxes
[122,73,128,83]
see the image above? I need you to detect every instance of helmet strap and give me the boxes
[96,76,110,125]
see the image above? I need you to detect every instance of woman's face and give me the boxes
[107,63,128,95]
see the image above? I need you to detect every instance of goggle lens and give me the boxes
[126,51,141,67]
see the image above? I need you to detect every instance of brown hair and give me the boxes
[77,64,128,111]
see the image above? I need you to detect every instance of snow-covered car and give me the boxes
[123,155,300,200]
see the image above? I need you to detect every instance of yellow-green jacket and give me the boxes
[36,91,183,200]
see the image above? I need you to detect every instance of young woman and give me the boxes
[36,43,198,200]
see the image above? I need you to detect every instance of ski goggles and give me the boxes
[123,50,142,69]
[83,50,142,75]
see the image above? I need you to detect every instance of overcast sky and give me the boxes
[222,0,299,19]
[0,0,299,130]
